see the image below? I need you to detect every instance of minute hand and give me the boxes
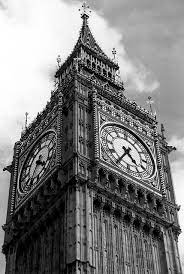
[127,152,137,165]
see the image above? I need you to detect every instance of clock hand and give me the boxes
[116,151,127,163]
[36,154,45,166]
[116,146,131,163]
[116,146,137,165]
[30,155,45,182]
[29,165,39,187]
[31,165,37,179]
[126,152,137,165]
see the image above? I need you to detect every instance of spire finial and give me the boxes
[57,55,61,68]
[146,96,154,115]
[112,48,117,60]
[161,124,166,140]
[25,112,29,129]
[79,1,91,23]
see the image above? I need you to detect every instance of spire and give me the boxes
[55,1,119,78]
[77,1,119,66]
[77,2,112,62]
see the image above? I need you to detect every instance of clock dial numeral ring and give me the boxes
[101,124,155,179]
[18,132,56,195]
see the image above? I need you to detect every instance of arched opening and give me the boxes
[137,189,145,206]
[97,65,101,73]
[108,72,112,78]
[156,200,163,215]
[108,174,116,190]
[87,59,91,68]
[128,184,135,201]
[98,168,106,185]
[92,62,96,70]
[147,193,154,210]
[103,69,107,77]
[118,179,125,194]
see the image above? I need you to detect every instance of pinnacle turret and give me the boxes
[55,1,119,78]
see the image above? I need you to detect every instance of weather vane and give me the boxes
[112,48,117,60]
[79,1,91,17]
[147,96,154,115]
[56,55,61,68]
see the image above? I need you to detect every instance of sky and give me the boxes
[0,0,184,272]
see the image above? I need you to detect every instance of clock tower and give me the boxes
[3,4,182,274]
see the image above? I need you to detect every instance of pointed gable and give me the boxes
[76,13,118,69]
[78,17,109,60]
[56,13,119,78]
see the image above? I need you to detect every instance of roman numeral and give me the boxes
[124,133,128,140]
[113,129,120,137]
[48,140,53,148]
[107,139,113,145]
[135,167,142,177]
[38,142,42,150]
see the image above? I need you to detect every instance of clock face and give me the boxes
[18,132,56,194]
[101,124,155,179]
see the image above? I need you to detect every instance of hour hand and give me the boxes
[116,152,126,163]
[116,146,130,163]
[36,155,45,166]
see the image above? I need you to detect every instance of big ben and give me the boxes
[2,3,182,273]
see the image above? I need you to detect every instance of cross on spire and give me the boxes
[146,96,154,115]
[81,1,90,15]
[79,1,91,23]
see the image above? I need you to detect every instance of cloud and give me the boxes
[120,58,160,93]
[0,0,82,144]
[88,12,160,93]
[170,136,184,154]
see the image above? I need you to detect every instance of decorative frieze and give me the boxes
[97,98,155,139]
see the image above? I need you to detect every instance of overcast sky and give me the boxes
[0,0,184,272]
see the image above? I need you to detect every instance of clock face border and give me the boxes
[100,123,156,180]
[17,130,57,196]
